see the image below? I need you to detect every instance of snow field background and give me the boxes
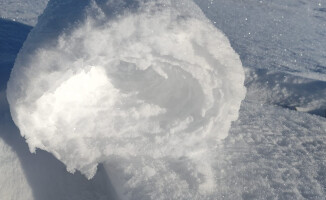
[196,0,326,116]
[0,0,47,26]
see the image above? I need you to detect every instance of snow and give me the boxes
[196,0,326,80]
[0,0,48,26]
[0,112,114,200]
[0,15,116,200]
[0,0,326,199]
[0,19,34,200]
[195,0,326,117]
[7,0,245,198]
[0,135,33,200]
[216,101,326,199]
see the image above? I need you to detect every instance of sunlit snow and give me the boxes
[6,0,245,198]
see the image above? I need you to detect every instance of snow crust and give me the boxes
[7,0,245,198]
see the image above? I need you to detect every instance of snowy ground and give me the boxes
[0,0,326,199]
[195,0,326,117]
[0,0,48,26]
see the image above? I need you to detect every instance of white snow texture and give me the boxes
[0,137,33,200]
[6,0,245,199]
[0,0,48,26]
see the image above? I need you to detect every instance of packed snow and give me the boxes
[7,0,245,198]
[1,0,326,199]
[0,112,114,200]
[0,15,116,200]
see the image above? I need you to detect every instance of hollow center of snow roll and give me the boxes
[7,0,246,198]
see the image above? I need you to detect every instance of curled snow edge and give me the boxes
[7,0,246,198]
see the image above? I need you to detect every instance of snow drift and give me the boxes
[7,0,246,198]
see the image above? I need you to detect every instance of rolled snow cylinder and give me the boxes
[7,0,246,198]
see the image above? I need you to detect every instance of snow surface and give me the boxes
[1,0,326,199]
[0,19,34,200]
[0,0,48,26]
[0,134,33,200]
[216,101,326,199]
[195,0,326,117]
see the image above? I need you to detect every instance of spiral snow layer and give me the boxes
[7,0,245,198]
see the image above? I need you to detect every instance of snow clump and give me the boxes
[7,0,246,198]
